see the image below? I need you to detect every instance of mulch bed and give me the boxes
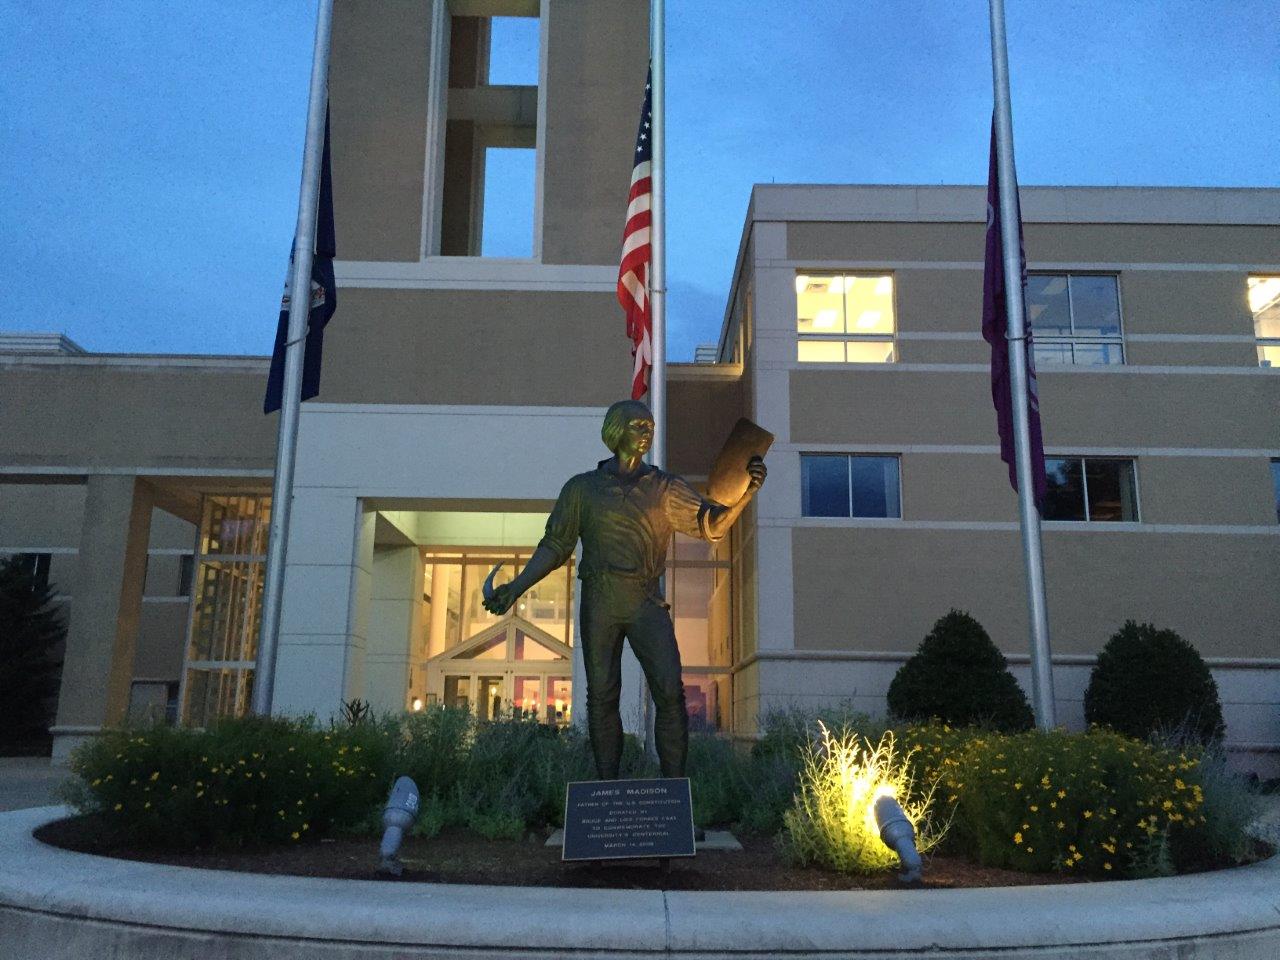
[36,814,1087,891]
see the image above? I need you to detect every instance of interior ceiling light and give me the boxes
[874,276,892,296]
[856,310,882,329]
[1247,277,1280,313]
[814,309,840,329]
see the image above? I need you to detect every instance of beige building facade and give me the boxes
[1,4,1277,771]
[722,184,1280,771]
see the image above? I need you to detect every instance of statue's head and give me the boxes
[601,399,654,455]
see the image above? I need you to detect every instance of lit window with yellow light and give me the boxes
[1248,276,1280,368]
[795,272,896,363]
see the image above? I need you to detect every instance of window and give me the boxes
[1043,458,1138,522]
[1248,276,1280,368]
[796,273,895,363]
[665,531,733,733]
[177,553,195,597]
[12,553,52,593]
[1271,459,1280,523]
[800,455,901,518]
[181,495,271,726]
[435,10,541,258]
[1027,275,1124,365]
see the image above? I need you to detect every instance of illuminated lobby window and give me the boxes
[1028,274,1124,365]
[1249,276,1280,368]
[181,495,271,727]
[796,273,896,363]
[422,545,573,726]
[666,532,733,733]
[800,455,901,519]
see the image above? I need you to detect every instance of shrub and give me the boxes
[1150,726,1262,868]
[396,706,474,802]
[887,610,1033,732]
[782,725,944,873]
[1084,621,1224,743]
[0,556,65,753]
[902,724,1217,878]
[686,734,750,828]
[62,716,396,848]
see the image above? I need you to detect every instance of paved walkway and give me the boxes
[0,758,69,813]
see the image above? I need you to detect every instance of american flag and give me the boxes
[617,69,653,400]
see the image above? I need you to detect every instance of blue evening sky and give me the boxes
[1,1,1276,361]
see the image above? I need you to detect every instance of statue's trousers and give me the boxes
[578,575,688,779]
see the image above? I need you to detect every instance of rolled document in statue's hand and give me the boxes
[707,417,774,506]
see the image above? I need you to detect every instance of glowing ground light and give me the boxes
[784,723,941,874]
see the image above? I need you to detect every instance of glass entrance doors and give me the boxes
[425,618,573,726]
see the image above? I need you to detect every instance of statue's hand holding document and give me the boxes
[707,417,774,506]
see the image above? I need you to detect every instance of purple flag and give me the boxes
[982,118,1047,506]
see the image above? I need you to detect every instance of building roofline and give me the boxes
[747,183,1280,226]
[714,183,1280,354]
[0,352,270,373]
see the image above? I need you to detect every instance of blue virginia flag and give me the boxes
[264,113,336,414]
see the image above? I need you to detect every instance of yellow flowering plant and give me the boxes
[61,715,395,848]
[901,725,1213,878]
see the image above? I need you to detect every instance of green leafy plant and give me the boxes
[686,734,750,828]
[782,725,944,873]
[340,698,372,725]
[0,556,65,754]
[887,610,1033,732]
[1084,621,1224,743]
[1150,723,1262,868]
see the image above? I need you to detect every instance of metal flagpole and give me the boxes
[252,0,335,716]
[987,0,1056,729]
[642,0,667,762]
[649,0,667,468]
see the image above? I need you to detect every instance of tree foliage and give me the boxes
[0,556,65,751]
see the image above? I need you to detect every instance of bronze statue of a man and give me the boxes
[483,399,766,779]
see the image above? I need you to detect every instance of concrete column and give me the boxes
[271,492,374,719]
[365,546,423,716]
[51,475,153,762]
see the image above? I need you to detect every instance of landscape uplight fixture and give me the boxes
[379,776,420,876]
[873,793,922,884]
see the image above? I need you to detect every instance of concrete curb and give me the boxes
[3,806,1279,959]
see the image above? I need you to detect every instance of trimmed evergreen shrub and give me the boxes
[0,556,65,753]
[1084,621,1224,743]
[887,610,1034,732]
